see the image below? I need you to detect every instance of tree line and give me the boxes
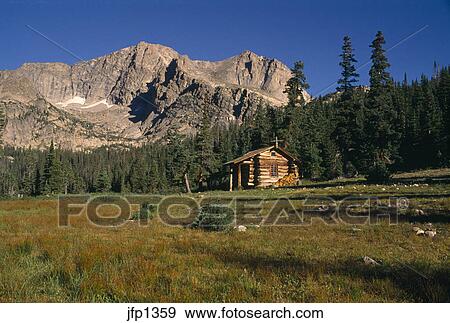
[0,31,449,196]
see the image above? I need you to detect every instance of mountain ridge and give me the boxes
[0,41,308,149]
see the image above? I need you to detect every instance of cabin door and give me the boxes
[241,164,250,188]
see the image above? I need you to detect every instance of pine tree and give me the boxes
[337,36,359,98]
[0,168,17,196]
[216,122,240,163]
[436,67,450,165]
[418,75,443,167]
[334,36,363,175]
[320,137,343,180]
[391,78,410,170]
[195,111,217,190]
[282,60,310,155]
[294,101,326,179]
[369,31,392,93]
[147,158,163,192]
[166,130,191,189]
[238,118,252,155]
[111,166,126,193]
[284,61,310,107]
[0,103,5,158]
[95,169,111,193]
[364,31,400,181]
[266,106,284,139]
[41,142,65,194]
[34,168,42,196]
[128,154,148,193]
[251,104,272,149]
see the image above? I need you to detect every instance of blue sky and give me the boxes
[1,0,449,95]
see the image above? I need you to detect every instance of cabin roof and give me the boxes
[224,145,299,165]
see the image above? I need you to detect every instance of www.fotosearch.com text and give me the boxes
[126,305,324,321]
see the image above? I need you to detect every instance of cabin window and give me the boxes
[271,151,276,157]
[271,164,278,177]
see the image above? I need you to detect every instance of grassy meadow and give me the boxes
[0,171,449,302]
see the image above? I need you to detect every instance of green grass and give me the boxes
[0,180,449,302]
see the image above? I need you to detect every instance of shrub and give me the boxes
[190,204,235,231]
[366,161,392,183]
[131,203,156,221]
[345,161,358,177]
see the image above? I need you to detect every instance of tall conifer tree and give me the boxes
[95,169,112,193]
[41,142,65,194]
[195,111,217,190]
[282,61,310,154]
[284,61,310,107]
[0,104,5,157]
[337,36,359,98]
[251,104,272,149]
[365,31,399,181]
[334,36,362,175]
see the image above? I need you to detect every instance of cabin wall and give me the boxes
[255,149,298,188]
[229,148,300,190]
[232,160,256,189]
[247,159,255,187]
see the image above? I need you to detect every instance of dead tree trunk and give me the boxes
[184,173,192,194]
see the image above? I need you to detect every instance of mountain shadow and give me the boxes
[128,80,160,123]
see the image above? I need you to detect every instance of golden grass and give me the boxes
[0,190,449,303]
[393,168,450,179]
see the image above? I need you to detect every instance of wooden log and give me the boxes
[258,174,275,179]
[258,164,288,168]
[259,158,288,164]
[237,164,242,190]
[258,180,279,184]
[229,167,233,191]
[184,173,192,194]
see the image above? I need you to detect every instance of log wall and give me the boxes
[230,148,300,190]
[254,149,298,188]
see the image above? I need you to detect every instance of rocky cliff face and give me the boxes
[0,102,5,147]
[0,41,307,149]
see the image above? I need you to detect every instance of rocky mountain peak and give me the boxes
[236,49,261,59]
[0,42,308,150]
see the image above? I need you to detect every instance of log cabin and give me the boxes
[225,144,300,190]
